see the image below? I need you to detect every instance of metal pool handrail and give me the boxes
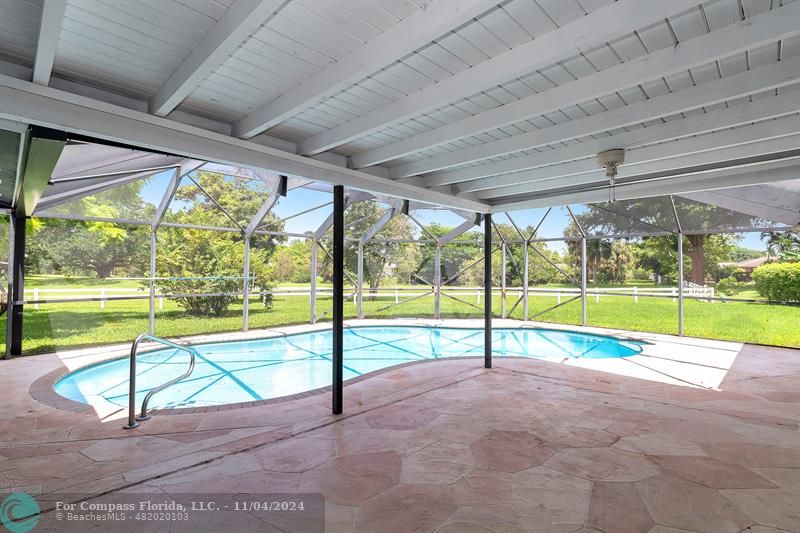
[123,334,198,429]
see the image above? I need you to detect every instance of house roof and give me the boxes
[737,256,771,269]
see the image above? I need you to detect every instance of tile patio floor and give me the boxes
[0,321,798,532]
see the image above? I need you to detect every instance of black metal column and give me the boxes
[484,213,492,369]
[332,185,344,414]
[6,213,26,358]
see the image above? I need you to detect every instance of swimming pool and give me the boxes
[54,326,642,410]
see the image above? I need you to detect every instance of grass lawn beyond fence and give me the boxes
[0,277,797,355]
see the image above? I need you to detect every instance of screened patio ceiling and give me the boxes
[0,0,798,218]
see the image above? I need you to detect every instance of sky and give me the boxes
[140,170,768,252]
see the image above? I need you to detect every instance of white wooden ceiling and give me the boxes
[0,0,798,212]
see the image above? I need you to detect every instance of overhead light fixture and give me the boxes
[597,149,625,202]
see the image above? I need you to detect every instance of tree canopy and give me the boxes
[26,180,153,277]
[567,198,759,284]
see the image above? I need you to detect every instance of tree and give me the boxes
[155,172,285,316]
[32,220,149,278]
[762,230,800,261]
[27,181,152,278]
[424,222,566,288]
[273,240,313,283]
[630,233,738,284]
[339,201,417,293]
[568,198,759,284]
[729,245,766,262]
[415,222,482,286]
[156,226,272,316]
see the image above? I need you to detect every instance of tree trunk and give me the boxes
[686,234,706,285]
[96,264,114,279]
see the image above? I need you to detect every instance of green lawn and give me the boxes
[1,278,797,355]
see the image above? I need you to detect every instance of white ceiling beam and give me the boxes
[360,2,800,172]
[233,0,498,139]
[473,120,800,200]
[0,53,424,182]
[0,73,489,212]
[297,0,699,156]
[150,0,287,117]
[476,130,800,201]
[449,90,800,194]
[492,159,800,212]
[32,0,67,85]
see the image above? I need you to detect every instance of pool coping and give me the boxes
[28,318,714,417]
[32,354,496,416]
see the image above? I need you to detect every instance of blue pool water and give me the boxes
[54,326,642,409]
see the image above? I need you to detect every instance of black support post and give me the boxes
[484,213,492,369]
[332,185,344,414]
[6,213,26,358]
[5,126,67,358]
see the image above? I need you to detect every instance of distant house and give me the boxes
[720,256,769,280]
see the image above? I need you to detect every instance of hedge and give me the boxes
[752,262,800,302]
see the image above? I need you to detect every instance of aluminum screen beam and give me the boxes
[152,160,206,228]
[679,185,800,226]
[439,218,480,245]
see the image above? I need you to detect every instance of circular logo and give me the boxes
[0,493,40,533]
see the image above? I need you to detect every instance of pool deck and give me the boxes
[1,319,799,532]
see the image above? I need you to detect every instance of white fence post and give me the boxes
[159,294,164,309]
[395,288,399,304]
[672,287,677,303]
[100,287,106,309]
[33,288,39,310]
[634,286,638,303]
[595,288,599,303]
[557,293,561,304]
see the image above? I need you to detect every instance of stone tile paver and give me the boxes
[720,488,800,532]
[545,447,661,482]
[471,430,556,472]
[649,455,777,489]
[587,481,654,533]
[635,474,754,533]
[355,484,457,532]
[511,466,592,531]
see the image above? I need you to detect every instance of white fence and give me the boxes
[23,284,715,309]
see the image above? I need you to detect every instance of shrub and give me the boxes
[716,276,743,296]
[157,277,241,317]
[752,262,800,302]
